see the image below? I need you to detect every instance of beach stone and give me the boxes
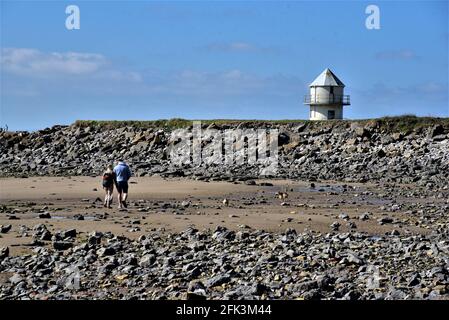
[181,201,191,208]
[347,221,357,229]
[61,229,77,238]
[378,217,393,225]
[0,224,12,233]
[139,254,156,267]
[32,224,52,241]
[248,282,268,296]
[185,292,206,300]
[53,241,73,251]
[188,280,205,292]
[359,213,370,221]
[98,262,117,274]
[38,212,51,219]
[390,229,400,236]
[205,274,231,288]
[88,233,102,245]
[97,247,116,257]
[0,246,9,259]
[9,274,23,285]
[330,221,341,231]
[39,230,52,241]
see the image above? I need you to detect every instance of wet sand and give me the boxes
[0,176,433,255]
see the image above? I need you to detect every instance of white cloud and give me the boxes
[375,49,419,60]
[415,82,447,94]
[353,81,448,106]
[1,48,107,76]
[204,42,280,54]
[1,48,142,82]
[222,69,243,79]
[1,48,303,99]
[150,69,304,97]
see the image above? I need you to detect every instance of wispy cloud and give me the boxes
[203,42,282,54]
[375,49,420,60]
[1,48,106,76]
[1,48,142,81]
[2,48,304,99]
[145,3,255,20]
[138,69,304,98]
[354,81,448,106]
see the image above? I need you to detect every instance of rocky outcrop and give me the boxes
[1,118,448,188]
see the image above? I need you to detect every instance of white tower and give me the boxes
[304,68,350,120]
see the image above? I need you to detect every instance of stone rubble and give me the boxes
[1,225,448,300]
[0,120,447,188]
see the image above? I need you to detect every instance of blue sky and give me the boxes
[1,0,448,130]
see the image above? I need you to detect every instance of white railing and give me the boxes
[304,94,350,105]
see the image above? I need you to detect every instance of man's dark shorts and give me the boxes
[116,181,129,193]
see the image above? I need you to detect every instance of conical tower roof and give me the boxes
[309,68,345,87]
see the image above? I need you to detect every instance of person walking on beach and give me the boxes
[102,165,116,208]
[113,160,132,209]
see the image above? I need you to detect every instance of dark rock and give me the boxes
[278,132,290,146]
[53,241,73,251]
[0,224,12,233]
[40,230,52,241]
[139,254,156,267]
[376,149,386,157]
[205,274,231,288]
[249,282,268,296]
[0,246,9,259]
[355,127,371,138]
[390,229,400,236]
[38,212,51,219]
[330,221,341,231]
[378,217,393,225]
[186,292,206,300]
[61,229,77,238]
[428,124,444,138]
[359,213,370,221]
[73,214,84,221]
[259,182,273,186]
[97,246,116,257]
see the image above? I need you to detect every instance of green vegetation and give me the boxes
[73,118,311,129]
[374,115,449,132]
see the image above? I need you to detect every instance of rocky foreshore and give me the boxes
[1,117,449,300]
[1,225,449,300]
[1,117,448,188]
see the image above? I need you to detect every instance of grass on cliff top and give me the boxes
[376,115,449,132]
[74,118,310,129]
[73,115,449,132]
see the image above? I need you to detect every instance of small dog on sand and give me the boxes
[275,192,289,200]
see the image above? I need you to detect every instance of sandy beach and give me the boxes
[0,176,434,256]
